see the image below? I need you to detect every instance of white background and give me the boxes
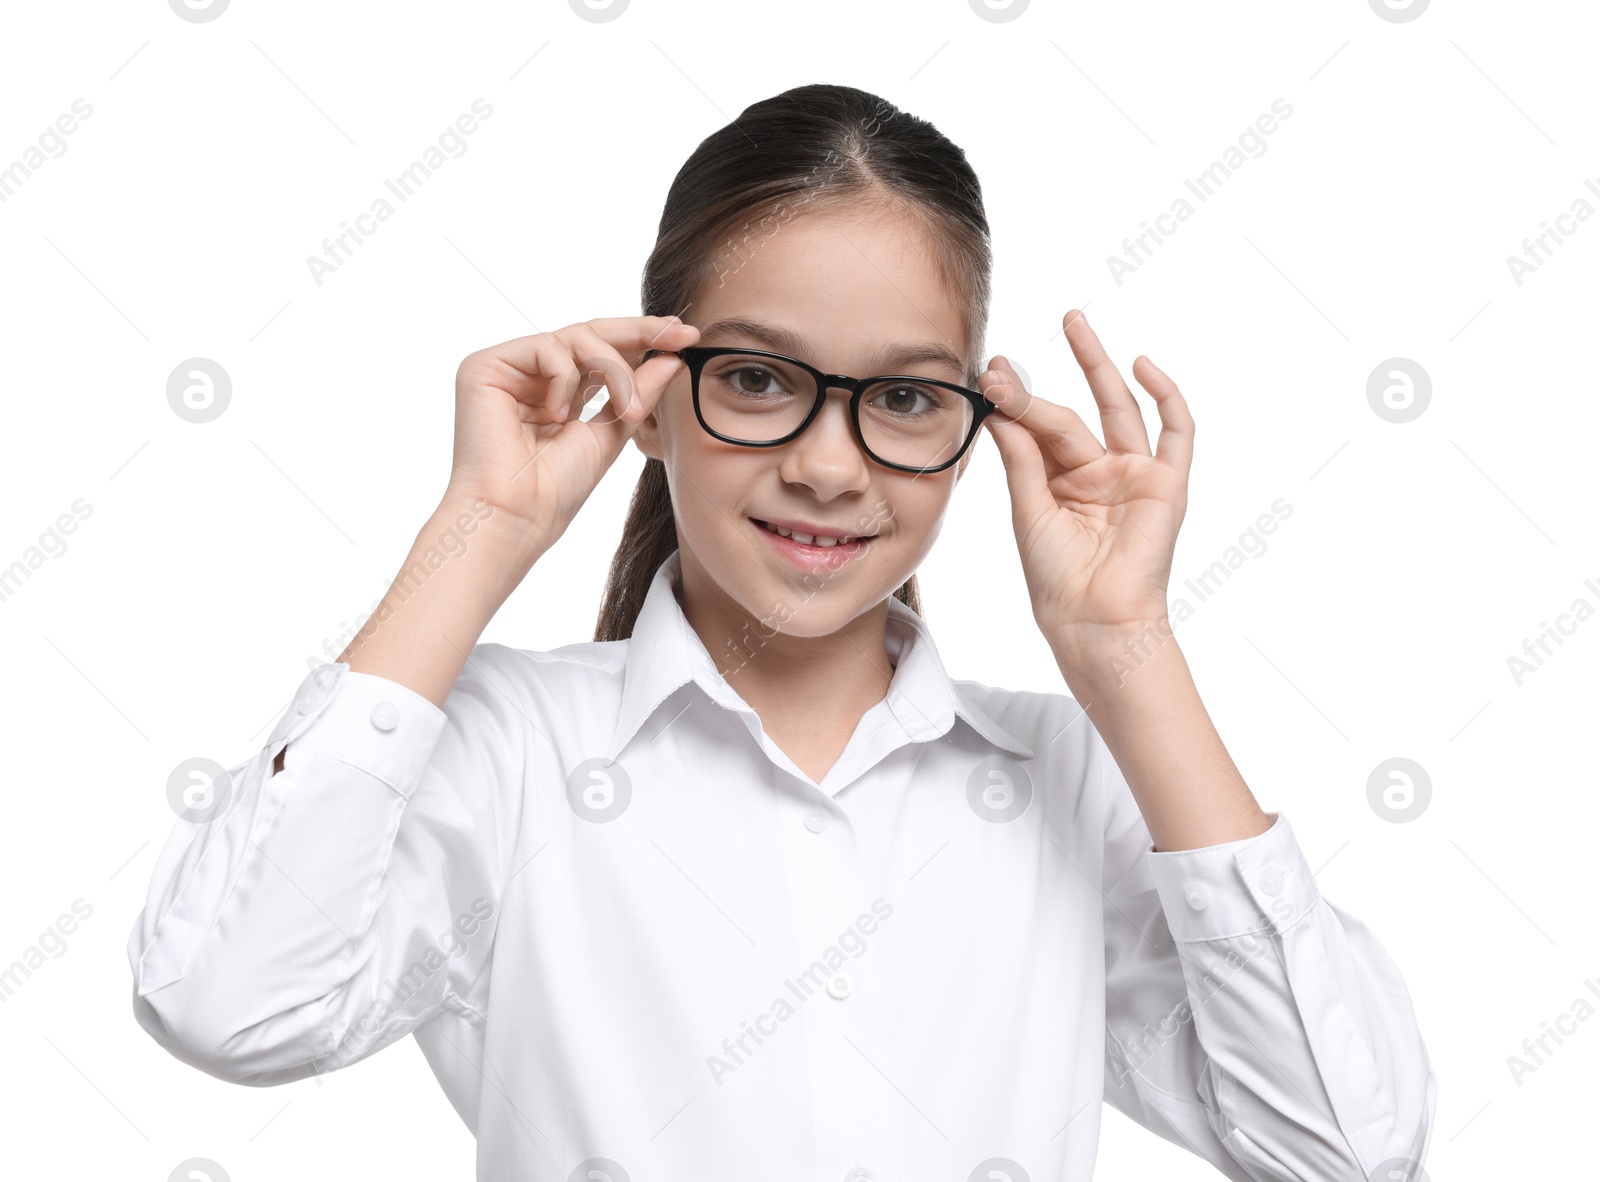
[1,0,1594,1178]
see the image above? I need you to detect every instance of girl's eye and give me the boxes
[869,384,942,417]
[727,367,784,397]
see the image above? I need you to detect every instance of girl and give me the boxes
[129,84,1436,1181]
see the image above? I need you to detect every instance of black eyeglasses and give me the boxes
[651,345,998,474]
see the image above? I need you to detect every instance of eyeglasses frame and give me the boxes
[657,344,1000,475]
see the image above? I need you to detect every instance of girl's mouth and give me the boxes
[750,517,874,569]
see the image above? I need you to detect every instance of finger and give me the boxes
[978,357,1105,471]
[480,318,694,397]
[563,324,650,421]
[1131,354,1195,476]
[467,331,581,421]
[478,330,577,384]
[558,319,696,421]
[980,408,1058,531]
[584,351,686,460]
[573,320,697,418]
[469,332,581,421]
[575,315,700,363]
[1062,310,1152,456]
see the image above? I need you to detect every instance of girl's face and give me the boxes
[634,204,978,641]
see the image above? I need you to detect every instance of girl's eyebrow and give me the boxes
[698,316,966,377]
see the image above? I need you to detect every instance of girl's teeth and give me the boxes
[762,521,852,546]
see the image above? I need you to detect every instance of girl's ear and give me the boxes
[633,409,664,461]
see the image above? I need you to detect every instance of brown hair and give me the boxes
[594,83,993,642]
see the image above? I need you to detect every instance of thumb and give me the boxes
[587,352,683,457]
[983,411,1055,532]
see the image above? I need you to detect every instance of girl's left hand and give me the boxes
[979,309,1194,655]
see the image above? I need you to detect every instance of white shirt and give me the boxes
[128,548,1437,1182]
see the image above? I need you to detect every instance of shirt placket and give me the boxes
[772,759,903,1182]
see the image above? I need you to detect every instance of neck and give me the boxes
[677,554,897,727]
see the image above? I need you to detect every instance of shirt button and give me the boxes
[803,809,831,833]
[1183,881,1210,911]
[293,692,318,714]
[844,1167,873,1182]
[826,973,853,1000]
[1258,866,1284,896]
[370,701,399,732]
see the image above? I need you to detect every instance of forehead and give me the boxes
[687,206,969,375]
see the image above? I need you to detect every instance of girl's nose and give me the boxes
[778,388,872,495]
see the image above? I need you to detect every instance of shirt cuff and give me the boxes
[1145,811,1319,943]
[268,662,449,800]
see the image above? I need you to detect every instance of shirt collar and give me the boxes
[605,549,1036,763]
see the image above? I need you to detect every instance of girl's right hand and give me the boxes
[444,316,699,550]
